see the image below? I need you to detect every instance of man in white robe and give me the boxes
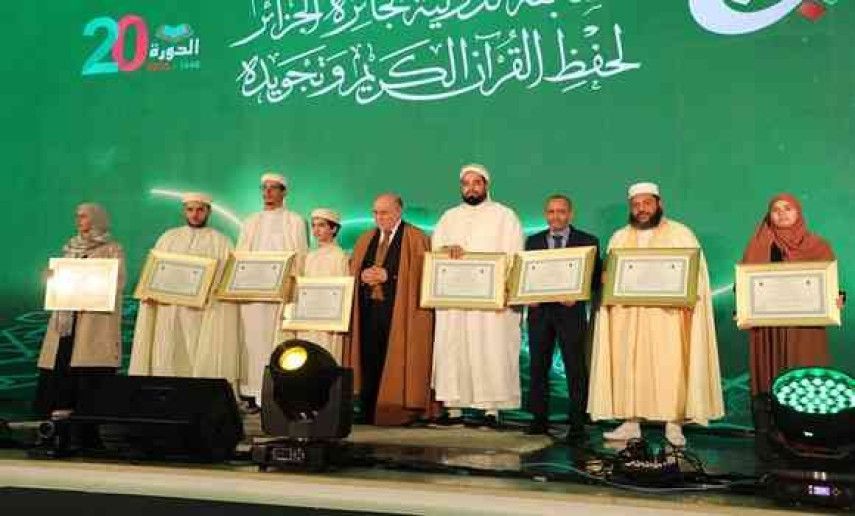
[588,182,724,446]
[294,208,349,363]
[236,173,308,407]
[129,193,240,390]
[431,164,524,427]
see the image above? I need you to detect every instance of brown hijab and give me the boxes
[742,194,833,264]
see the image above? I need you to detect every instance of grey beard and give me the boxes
[187,218,209,228]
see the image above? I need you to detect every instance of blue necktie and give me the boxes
[552,235,563,248]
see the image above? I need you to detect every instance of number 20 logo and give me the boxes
[81,15,149,76]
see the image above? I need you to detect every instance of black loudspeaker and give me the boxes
[68,375,243,461]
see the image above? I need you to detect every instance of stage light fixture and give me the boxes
[763,367,855,509]
[769,367,855,457]
[279,346,307,371]
[252,340,353,471]
[773,367,853,415]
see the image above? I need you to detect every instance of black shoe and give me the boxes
[238,399,260,415]
[479,414,501,430]
[525,420,549,435]
[565,425,587,444]
[462,414,482,428]
[402,417,431,428]
[430,414,464,427]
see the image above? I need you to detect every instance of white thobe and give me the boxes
[294,243,350,364]
[431,200,524,410]
[236,207,308,401]
[129,227,240,389]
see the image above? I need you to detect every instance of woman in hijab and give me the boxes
[34,203,126,417]
[741,193,842,455]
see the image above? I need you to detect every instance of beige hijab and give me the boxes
[63,203,112,258]
[53,203,113,336]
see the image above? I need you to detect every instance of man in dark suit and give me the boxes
[525,194,601,442]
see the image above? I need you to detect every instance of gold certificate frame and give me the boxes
[282,276,355,332]
[603,248,700,307]
[420,252,507,310]
[508,246,597,305]
[216,251,296,302]
[735,261,840,329]
[44,258,120,312]
[133,250,217,308]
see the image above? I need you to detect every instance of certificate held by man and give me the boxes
[134,250,218,308]
[603,247,700,307]
[420,251,507,310]
[508,246,596,305]
[215,251,295,302]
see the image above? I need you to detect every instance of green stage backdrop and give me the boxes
[1,0,852,425]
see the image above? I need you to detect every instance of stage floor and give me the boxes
[0,419,827,514]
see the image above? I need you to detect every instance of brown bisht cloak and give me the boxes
[343,223,436,425]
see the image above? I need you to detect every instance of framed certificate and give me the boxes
[282,276,355,332]
[735,261,840,329]
[215,251,296,302]
[133,251,218,308]
[603,248,700,307]
[44,258,119,312]
[420,252,507,310]
[508,246,597,305]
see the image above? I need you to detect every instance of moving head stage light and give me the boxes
[252,340,353,471]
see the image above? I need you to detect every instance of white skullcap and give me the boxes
[459,163,490,183]
[261,172,287,188]
[627,182,660,199]
[182,192,212,205]
[310,208,341,224]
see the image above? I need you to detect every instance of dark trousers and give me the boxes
[33,316,115,417]
[526,304,588,427]
[359,298,393,423]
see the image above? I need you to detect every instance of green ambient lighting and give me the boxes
[772,368,855,415]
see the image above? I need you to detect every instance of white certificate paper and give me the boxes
[294,285,345,321]
[433,261,495,299]
[45,258,119,312]
[521,258,583,294]
[750,273,825,316]
[614,257,688,297]
[735,261,839,328]
[229,261,286,291]
[149,260,206,296]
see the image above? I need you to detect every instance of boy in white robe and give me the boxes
[293,208,349,363]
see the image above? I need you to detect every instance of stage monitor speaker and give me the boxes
[70,375,243,461]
